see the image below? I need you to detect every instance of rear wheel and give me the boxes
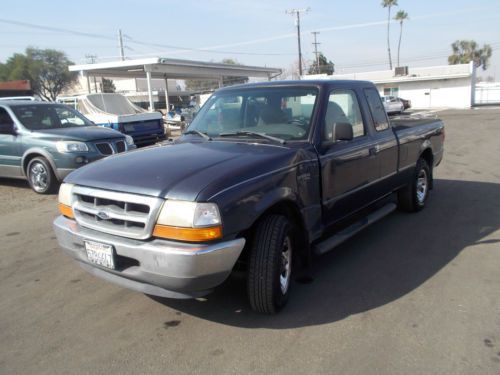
[247,215,293,314]
[398,158,431,212]
[27,157,57,194]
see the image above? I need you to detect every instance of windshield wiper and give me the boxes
[219,131,286,145]
[183,130,212,141]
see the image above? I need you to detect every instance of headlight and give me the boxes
[124,135,134,146]
[56,141,89,153]
[153,201,222,242]
[58,183,74,218]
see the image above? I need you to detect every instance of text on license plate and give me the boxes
[84,240,115,269]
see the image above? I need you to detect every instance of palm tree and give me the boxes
[381,0,398,70]
[394,10,409,67]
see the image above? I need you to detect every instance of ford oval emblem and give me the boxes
[96,211,110,220]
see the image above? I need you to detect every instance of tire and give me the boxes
[247,215,293,314]
[26,157,58,194]
[398,158,431,212]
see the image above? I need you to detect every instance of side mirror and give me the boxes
[0,122,15,135]
[333,122,353,141]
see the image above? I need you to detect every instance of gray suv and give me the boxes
[0,101,135,193]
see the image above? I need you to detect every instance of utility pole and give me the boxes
[286,7,310,78]
[85,54,98,93]
[311,31,320,74]
[118,29,125,61]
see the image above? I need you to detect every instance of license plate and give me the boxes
[84,240,115,269]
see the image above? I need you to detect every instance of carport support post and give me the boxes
[164,77,170,111]
[82,71,91,94]
[145,67,154,111]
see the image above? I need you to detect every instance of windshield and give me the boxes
[11,104,93,130]
[187,87,318,141]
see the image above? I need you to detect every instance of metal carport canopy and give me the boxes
[69,57,282,79]
[69,57,282,110]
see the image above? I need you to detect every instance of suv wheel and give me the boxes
[27,157,57,194]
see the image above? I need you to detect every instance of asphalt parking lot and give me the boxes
[1,108,499,374]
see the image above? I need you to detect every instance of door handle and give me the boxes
[370,145,381,155]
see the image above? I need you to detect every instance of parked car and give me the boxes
[53,80,444,314]
[382,95,404,114]
[0,101,135,193]
[57,94,165,146]
[397,97,412,110]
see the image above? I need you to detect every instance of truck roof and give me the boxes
[216,79,375,92]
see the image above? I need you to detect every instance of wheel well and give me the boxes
[420,148,434,188]
[420,148,433,168]
[239,200,310,269]
[22,153,42,176]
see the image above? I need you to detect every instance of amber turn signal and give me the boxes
[58,203,74,219]
[152,224,222,242]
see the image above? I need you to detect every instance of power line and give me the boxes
[0,18,295,57]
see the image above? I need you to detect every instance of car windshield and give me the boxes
[186,87,318,141]
[11,104,93,130]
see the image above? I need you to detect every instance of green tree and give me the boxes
[185,58,248,92]
[394,10,409,67]
[308,53,335,75]
[382,0,398,70]
[0,53,31,82]
[102,78,116,93]
[0,47,77,101]
[448,40,493,70]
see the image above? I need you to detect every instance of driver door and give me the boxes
[319,89,379,226]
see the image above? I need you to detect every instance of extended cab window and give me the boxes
[364,88,389,131]
[324,90,365,140]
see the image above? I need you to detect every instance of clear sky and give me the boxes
[1,0,499,78]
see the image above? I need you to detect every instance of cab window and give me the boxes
[324,90,365,140]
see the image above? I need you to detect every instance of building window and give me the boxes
[383,87,399,97]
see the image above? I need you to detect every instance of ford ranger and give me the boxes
[53,80,444,314]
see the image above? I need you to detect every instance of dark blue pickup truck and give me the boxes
[53,80,444,314]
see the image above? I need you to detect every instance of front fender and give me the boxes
[21,148,58,179]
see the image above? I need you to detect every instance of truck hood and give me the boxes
[65,141,297,201]
[32,126,124,142]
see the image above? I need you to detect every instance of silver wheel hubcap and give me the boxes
[280,236,292,295]
[30,163,48,192]
[416,168,428,204]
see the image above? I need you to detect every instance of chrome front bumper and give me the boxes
[53,216,245,298]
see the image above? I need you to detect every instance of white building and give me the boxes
[304,63,476,109]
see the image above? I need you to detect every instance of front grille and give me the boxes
[95,142,113,155]
[94,140,127,155]
[71,186,163,239]
[115,140,126,153]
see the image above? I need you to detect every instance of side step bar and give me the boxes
[313,203,397,255]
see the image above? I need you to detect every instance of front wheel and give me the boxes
[398,158,431,212]
[247,215,293,314]
[27,157,57,194]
